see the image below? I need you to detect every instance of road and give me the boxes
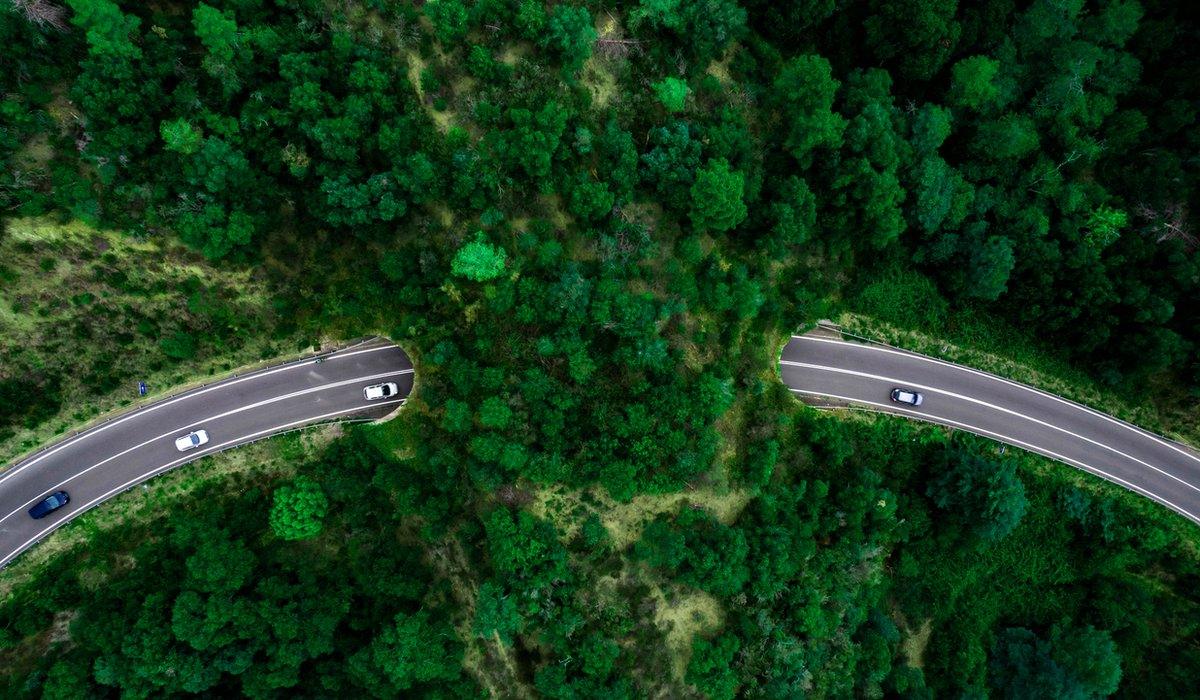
[0,339,413,568]
[781,331,1200,526]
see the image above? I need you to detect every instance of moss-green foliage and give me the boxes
[652,76,689,113]
[4,0,1200,696]
[451,233,507,281]
[268,475,329,540]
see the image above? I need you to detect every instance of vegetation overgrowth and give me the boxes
[2,0,1199,696]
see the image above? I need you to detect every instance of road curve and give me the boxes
[781,331,1200,526]
[0,339,413,569]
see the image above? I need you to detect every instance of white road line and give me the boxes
[789,335,1200,468]
[780,360,1200,497]
[0,398,406,569]
[0,344,405,487]
[0,368,414,524]
[788,388,1200,526]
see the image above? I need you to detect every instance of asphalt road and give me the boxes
[781,331,1200,526]
[0,339,413,569]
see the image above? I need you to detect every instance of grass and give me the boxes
[531,483,751,550]
[0,217,311,469]
[650,583,723,680]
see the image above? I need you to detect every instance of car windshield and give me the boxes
[190,434,200,444]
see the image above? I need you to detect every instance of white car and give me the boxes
[363,382,399,401]
[175,429,209,452]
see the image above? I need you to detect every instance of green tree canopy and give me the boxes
[452,233,508,281]
[269,476,330,540]
[927,447,1027,542]
[689,158,747,233]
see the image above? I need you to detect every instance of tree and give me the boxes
[965,234,1015,301]
[567,177,615,221]
[687,634,741,700]
[641,121,702,211]
[192,3,244,81]
[766,176,817,250]
[425,0,469,44]
[474,581,522,645]
[630,0,746,65]
[864,0,961,81]
[689,158,747,233]
[989,624,1122,699]
[269,476,329,540]
[911,103,953,155]
[477,396,512,429]
[773,55,846,167]
[949,55,1002,111]
[541,4,596,72]
[635,508,749,596]
[175,203,255,260]
[452,233,507,281]
[653,77,689,112]
[927,448,1027,542]
[352,610,463,693]
[1085,206,1127,250]
[160,118,203,155]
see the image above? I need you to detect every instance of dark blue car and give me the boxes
[28,491,69,519]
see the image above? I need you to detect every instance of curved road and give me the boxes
[0,339,413,568]
[781,331,1200,526]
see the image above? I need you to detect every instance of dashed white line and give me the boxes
[781,360,1200,497]
[0,343,406,487]
[788,387,1200,526]
[789,335,1200,468]
[0,368,414,524]
[0,398,406,569]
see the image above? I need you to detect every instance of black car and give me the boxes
[29,491,70,519]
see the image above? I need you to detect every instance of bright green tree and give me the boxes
[653,76,689,112]
[452,233,507,281]
[949,55,1001,111]
[269,476,330,541]
[160,119,203,155]
[689,158,747,232]
[1085,206,1128,250]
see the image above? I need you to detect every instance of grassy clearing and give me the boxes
[0,425,340,600]
[0,217,306,468]
[650,583,723,680]
[833,309,1200,450]
[531,483,751,550]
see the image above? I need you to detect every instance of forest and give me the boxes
[1,0,1199,697]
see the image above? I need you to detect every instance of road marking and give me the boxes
[0,369,414,524]
[0,399,406,569]
[781,360,1200,498]
[0,344,407,487]
[788,388,1200,526]
[789,335,1200,468]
